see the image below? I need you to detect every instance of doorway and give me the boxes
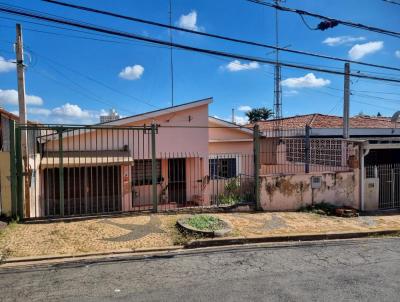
[168,158,186,204]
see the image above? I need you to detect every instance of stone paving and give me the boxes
[1,211,400,258]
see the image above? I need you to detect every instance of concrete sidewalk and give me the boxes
[1,211,400,262]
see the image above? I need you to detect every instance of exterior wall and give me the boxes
[42,104,211,211]
[260,170,360,211]
[0,152,11,216]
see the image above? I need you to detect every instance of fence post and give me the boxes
[58,127,64,216]
[15,126,24,219]
[253,124,261,210]
[9,120,18,218]
[151,124,158,213]
[305,125,310,173]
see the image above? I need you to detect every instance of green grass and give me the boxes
[184,215,225,231]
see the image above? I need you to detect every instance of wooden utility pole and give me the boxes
[15,23,30,218]
[343,63,350,139]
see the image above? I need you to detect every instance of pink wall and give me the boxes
[260,170,360,211]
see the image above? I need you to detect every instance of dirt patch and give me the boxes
[1,212,400,258]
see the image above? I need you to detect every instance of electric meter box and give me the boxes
[311,176,322,189]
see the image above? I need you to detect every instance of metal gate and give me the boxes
[366,164,400,209]
[9,123,259,219]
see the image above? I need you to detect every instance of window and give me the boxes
[209,158,237,179]
[133,159,162,186]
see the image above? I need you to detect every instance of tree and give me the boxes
[245,107,274,123]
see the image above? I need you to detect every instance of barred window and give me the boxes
[209,158,237,179]
[132,159,162,186]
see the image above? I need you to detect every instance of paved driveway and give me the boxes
[1,238,399,301]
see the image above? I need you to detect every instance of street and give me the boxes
[1,238,400,302]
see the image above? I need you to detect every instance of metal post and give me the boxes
[15,126,23,219]
[253,125,261,210]
[343,62,350,139]
[9,120,18,218]
[151,124,158,212]
[58,128,64,216]
[305,125,310,173]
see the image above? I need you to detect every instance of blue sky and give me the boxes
[0,0,399,124]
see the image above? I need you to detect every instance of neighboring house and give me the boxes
[28,98,255,217]
[254,113,400,211]
[0,108,19,216]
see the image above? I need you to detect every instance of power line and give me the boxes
[247,0,400,38]
[40,0,400,73]
[1,5,400,85]
[382,0,400,6]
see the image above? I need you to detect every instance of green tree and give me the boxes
[245,107,274,123]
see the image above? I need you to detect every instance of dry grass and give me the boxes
[1,212,400,258]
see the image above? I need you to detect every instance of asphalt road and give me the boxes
[1,238,400,302]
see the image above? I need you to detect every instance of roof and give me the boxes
[102,97,213,126]
[253,114,396,131]
[0,107,37,124]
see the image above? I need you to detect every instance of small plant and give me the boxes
[299,202,337,216]
[185,215,225,231]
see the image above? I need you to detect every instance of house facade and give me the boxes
[27,98,255,218]
[254,114,400,212]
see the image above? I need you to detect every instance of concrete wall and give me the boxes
[0,152,11,216]
[260,170,360,211]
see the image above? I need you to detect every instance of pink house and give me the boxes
[31,98,255,217]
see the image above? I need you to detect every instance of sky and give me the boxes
[0,0,399,124]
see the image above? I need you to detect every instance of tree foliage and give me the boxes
[245,107,274,123]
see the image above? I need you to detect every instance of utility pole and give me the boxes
[343,62,350,139]
[232,108,235,124]
[15,23,30,218]
[273,0,283,131]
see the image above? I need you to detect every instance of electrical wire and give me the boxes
[246,0,400,38]
[40,0,400,73]
[1,5,400,84]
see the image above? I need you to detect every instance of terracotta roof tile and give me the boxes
[252,114,395,131]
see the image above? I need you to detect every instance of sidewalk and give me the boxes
[1,212,400,261]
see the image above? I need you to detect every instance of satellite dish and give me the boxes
[391,111,400,123]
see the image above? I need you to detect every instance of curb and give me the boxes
[2,229,400,266]
[2,246,183,265]
[185,229,400,248]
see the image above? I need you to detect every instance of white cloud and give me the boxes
[118,65,144,80]
[0,89,43,106]
[0,56,15,73]
[177,10,203,31]
[29,103,104,123]
[225,60,260,72]
[322,36,365,46]
[238,105,252,112]
[348,41,383,60]
[233,116,248,125]
[28,107,51,116]
[52,103,91,119]
[281,73,330,89]
[395,50,400,58]
[283,90,299,97]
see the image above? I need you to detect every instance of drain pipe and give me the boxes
[360,143,370,212]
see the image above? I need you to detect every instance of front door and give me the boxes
[168,158,186,205]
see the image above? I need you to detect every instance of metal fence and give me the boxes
[9,123,257,218]
[260,127,351,174]
[366,164,400,209]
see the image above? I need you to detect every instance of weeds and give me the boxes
[298,202,337,216]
